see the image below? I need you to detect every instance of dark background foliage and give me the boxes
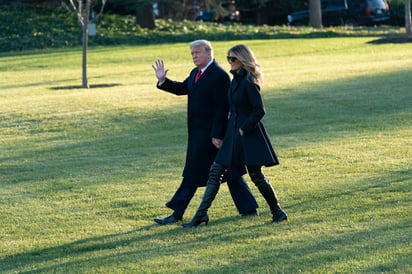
[0,0,408,25]
[0,0,408,53]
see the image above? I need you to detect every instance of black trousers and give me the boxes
[166,176,258,219]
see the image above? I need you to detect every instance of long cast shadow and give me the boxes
[1,67,411,186]
[1,64,411,272]
[1,168,409,273]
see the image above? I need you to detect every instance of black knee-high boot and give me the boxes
[182,163,225,227]
[249,167,288,223]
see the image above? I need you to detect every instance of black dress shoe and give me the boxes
[153,215,181,225]
[272,208,288,223]
[241,210,259,217]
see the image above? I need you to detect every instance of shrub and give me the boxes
[0,4,405,53]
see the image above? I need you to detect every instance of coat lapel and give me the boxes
[230,79,240,96]
[188,62,216,93]
[188,69,198,93]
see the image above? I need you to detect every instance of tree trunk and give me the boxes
[309,0,322,28]
[67,0,106,88]
[405,0,412,37]
[82,0,90,88]
[136,3,155,29]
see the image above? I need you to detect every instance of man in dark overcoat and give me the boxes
[151,40,258,225]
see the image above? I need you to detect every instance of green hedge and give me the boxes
[0,6,79,52]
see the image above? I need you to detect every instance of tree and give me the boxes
[309,0,322,28]
[136,1,155,29]
[235,0,292,25]
[109,0,156,28]
[63,0,106,88]
[405,0,412,36]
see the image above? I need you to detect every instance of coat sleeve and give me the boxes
[211,72,231,139]
[240,81,265,134]
[156,74,192,96]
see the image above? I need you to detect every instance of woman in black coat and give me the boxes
[183,44,288,227]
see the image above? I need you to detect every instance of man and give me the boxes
[151,40,258,225]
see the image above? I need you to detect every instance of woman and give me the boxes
[183,44,287,227]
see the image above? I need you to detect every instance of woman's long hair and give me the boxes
[228,44,263,86]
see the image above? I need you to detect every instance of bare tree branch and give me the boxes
[63,0,107,88]
[93,0,107,21]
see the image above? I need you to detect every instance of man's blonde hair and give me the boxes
[190,40,214,58]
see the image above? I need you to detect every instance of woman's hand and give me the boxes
[212,138,223,149]
[239,128,244,136]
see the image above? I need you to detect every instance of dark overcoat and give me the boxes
[215,69,279,168]
[157,60,232,187]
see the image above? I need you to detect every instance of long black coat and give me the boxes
[157,61,232,187]
[215,69,279,168]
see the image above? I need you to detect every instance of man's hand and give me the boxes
[152,59,168,82]
[212,138,223,149]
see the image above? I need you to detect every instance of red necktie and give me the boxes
[195,69,202,83]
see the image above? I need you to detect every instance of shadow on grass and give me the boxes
[1,65,411,272]
[367,36,412,44]
[50,83,121,90]
[0,170,409,272]
[1,67,411,185]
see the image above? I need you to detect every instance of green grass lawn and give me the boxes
[0,37,411,273]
